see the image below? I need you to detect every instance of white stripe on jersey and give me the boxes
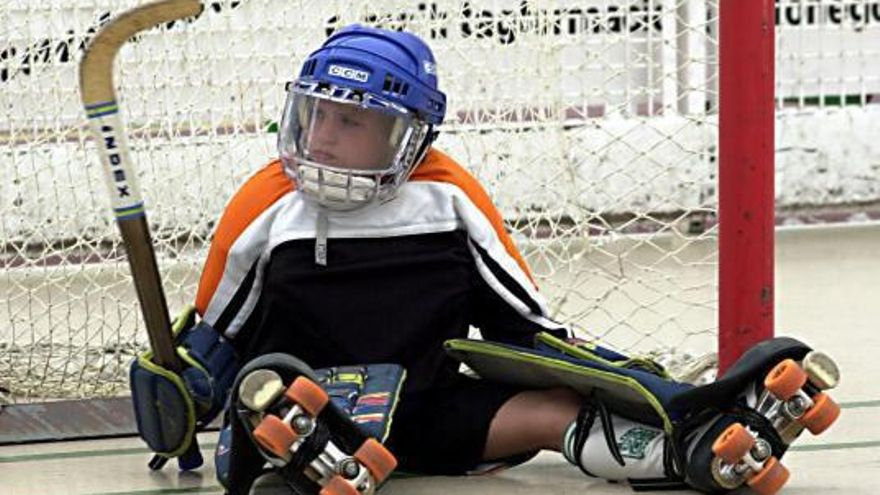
[204,180,563,338]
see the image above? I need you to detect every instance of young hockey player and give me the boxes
[198,22,587,480]
[130,24,841,495]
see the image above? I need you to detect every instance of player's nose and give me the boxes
[311,118,338,145]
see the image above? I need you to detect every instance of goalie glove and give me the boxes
[130,306,239,467]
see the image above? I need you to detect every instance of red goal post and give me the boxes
[718,0,775,373]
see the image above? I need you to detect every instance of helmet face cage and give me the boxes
[279,81,430,211]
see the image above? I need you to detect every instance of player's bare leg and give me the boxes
[482,387,582,460]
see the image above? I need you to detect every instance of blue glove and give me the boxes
[130,306,239,465]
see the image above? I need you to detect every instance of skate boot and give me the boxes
[223,353,405,495]
[681,340,841,494]
[563,337,840,495]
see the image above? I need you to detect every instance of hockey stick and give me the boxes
[79,0,204,470]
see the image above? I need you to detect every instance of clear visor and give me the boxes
[279,89,414,174]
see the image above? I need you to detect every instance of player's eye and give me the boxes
[340,114,362,127]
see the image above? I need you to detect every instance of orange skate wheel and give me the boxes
[285,376,329,416]
[764,359,808,400]
[354,438,397,483]
[712,423,756,465]
[747,456,790,495]
[319,475,359,495]
[253,414,298,459]
[800,392,841,435]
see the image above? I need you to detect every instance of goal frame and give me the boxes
[0,0,777,439]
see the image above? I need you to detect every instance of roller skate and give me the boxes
[225,353,405,495]
[680,338,841,494]
[446,332,840,494]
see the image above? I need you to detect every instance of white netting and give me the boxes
[1,0,877,402]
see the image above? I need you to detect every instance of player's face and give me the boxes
[305,99,396,170]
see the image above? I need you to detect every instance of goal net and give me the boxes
[2,0,877,402]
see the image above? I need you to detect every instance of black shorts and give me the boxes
[383,375,525,475]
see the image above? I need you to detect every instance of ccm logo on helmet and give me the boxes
[328,65,370,83]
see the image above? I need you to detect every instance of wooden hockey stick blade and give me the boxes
[79,0,203,371]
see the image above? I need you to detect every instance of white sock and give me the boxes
[564,414,669,481]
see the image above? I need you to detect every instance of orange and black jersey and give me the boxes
[194,148,568,394]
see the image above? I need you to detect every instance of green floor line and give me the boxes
[840,400,880,409]
[790,440,880,452]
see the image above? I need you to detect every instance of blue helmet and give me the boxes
[278,25,446,210]
[298,24,446,125]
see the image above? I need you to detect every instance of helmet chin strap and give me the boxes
[314,208,329,267]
